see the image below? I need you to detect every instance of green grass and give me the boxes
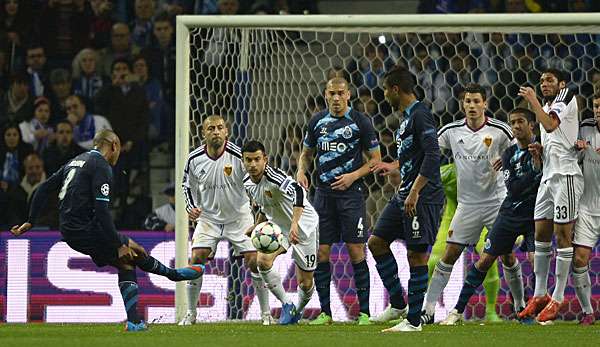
[0,321,597,347]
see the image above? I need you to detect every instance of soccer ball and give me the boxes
[251,221,284,254]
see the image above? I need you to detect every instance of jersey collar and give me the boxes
[328,106,352,120]
[403,100,419,117]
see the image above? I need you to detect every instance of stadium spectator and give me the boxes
[95,58,149,207]
[0,122,33,189]
[0,0,32,73]
[65,94,111,149]
[144,182,175,231]
[98,22,141,77]
[37,0,91,68]
[2,152,44,227]
[133,54,167,145]
[130,0,156,49]
[72,48,108,111]
[142,11,175,103]
[1,72,34,125]
[19,96,54,153]
[88,0,115,49]
[24,44,49,98]
[42,120,85,176]
[48,68,72,122]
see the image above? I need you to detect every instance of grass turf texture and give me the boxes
[0,321,597,347]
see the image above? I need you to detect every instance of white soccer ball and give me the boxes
[251,221,283,254]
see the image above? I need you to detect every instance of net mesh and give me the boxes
[186,26,600,321]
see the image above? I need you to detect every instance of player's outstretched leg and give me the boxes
[118,268,147,332]
[136,254,204,281]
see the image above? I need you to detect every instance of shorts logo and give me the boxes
[224,164,233,176]
[412,229,420,239]
[483,135,493,148]
[100,184,110,196]
[503,169,510,181]
[265,190,272,198]
[484,238,491,250]
[342,126,353,139]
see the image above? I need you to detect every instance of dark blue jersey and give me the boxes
[500,142,542,219]
[394,101,444,204]
[303,107,379,193]
[28,150,123,247]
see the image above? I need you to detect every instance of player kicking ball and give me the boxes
[242,140,319,325]
[440,108,541,325]
[10,130,203,331]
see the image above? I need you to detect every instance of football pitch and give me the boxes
[0,322,597,347]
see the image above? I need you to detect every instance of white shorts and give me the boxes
[573,211,600,249]
[191,214,255,258]
[534,174,583,224]
[447,202,501,246]
[280,227,319,272]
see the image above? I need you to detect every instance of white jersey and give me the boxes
[540,88,581,181]
[243,166,318,240]
[579,119,600,216]
[182,141,251,224]
[438,117,513,205]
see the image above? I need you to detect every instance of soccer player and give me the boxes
[440,108,541,325]
[297,77,381,325]
[518,69,583,323]
[366,66,444,332]
[180,115,271,325]
[241,140,319,325]
[570,93,600,325]
[10,129,203,331]
[421,83,513,324]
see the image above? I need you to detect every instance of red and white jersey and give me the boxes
[438,117,513,205]
[182,141,251,224]
[243,166,318,240]
[540,88,582,181]
[579,119,600,216]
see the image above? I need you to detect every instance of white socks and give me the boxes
[186,275,203,312]
[533,241,552,297]
[502,260,525,310]
[424,261,453,315]
[259,267,292,305]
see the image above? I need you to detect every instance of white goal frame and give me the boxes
[174,13,600,321]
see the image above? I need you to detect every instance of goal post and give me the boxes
[175,13,600,322]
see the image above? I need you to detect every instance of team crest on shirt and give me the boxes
[483,135,493,148]
[265,190,272,198]
[101,184,110,196]
[398,120,407,136]
[224,164,233,176]
[320,126,327,135]
[342,126,353,139]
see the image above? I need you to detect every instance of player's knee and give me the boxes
[346,244,366,263]
[298,276,314,291]
[499,253,516,268]
[477,254,497,271]
[367,236,389,256]
[257,257,273,272]
[573,249,589,268]
[190,249,209,264]
[441,245,462,264]
[406,248,428,266]
[245,255,259,272]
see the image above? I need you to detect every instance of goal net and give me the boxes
[174,13,600,323]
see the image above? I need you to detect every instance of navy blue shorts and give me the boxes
[373,199,443,246]
[312,189,368,244]
[484,213,535,256]
[65,232,130,267]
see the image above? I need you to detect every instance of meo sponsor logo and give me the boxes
[321,141,347,153]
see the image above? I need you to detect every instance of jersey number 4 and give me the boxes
[58,169,76,200]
